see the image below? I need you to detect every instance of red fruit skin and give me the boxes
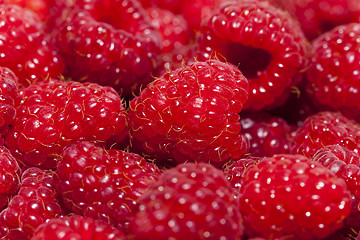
[128,59,250,167]
[196,0,309,110]
[138,0,182,14]
[54,141,162,231]
[31,214,127,240]
[0,146,21,210]
[4,79,129,170]
[130,162,244,240]
[0,67,18,144]
[0,167,62,239]
[240,111,295,157]
[269,0,360,40]
[305,23,360,121]
[0,4,64,87]
[55,0,161,97]
[289,111,360,158]
[240,154,352,239]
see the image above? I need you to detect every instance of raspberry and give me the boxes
[55,0,161,97]
[0,167,62,239]
[31,214,126,240]
[289,111,360,158]
[240,154,351,239]
[270,0,360,40]
[0,3,64,87]
[223,156,262,197]
[4,78,129,170]
[196,0,308,110]
[0,146,21,210]
[54,141,162,231]
[138,0,182,14]
[240,111,295,157]
[146,7,192,54]
[0,67,18,145]
[305,23,360,121]
[128,59,250,167]
[129,162,244,240]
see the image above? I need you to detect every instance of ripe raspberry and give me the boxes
[269,0,360,40]
[289,111,360,158]
[0,167,62,239]
[196,0,308,110]
[138,0,182,14]
[0,146,21,210]
[4,78,129,170]
[129,162,244,240]
[146,7,192,53]
[305,23,360,121]
[54,141,162,231]
[31,214,127,240]
[55,0,161,97]
[240,111,294,157]
[128,59,250,167]
[240,154,351,239]
[0,67,18,145]
[0,3,64,87]
[223,156,262,197]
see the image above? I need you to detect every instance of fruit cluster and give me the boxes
[0,0,359,239]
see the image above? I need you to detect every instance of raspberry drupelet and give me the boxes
[240,154,352,239]
[55,0,162,97]
[196,0,309,110]
[128,59,250,168]
[54,141,162,232]
[4,78,129,170]
[129,162,244,240]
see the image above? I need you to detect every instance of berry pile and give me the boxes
[0,0,359,239]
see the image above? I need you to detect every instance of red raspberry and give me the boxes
[128,59,250,167]
[129,162,244,240]
[138,0,182,14]
[0,167,62,239]
[0,3,64,87]
[240,111,295,157]
[146,7,192,53]
[289,111,360,158]
[240,154,352,239]
[31,214,127,240]
[55,0,161,97]
[54,141,162,231]
[4,79,129,170]
[305,23,360,121]
[223,156,262,197]
[270,0,360,40]
[196,0,309,110]
[0,146,21,210]
[0,67,18,144]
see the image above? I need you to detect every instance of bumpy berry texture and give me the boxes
[128,59,250,167]
[31,214,127,240]
[130,162,244,240]
[240,154,351,239]
[54,141,162,231]
[269,0,360,40]
[240,111,294,157]
[0,67,18,145]
[312,145,360,233]
[0,3,64,87]
[0,146,21,210]
[0,167,62,239]
[290,111,360,158]
[223,156,262,197]
[4,79,129,170]
[305,23,360,121]
[55,0,161,97]
[196,0,308,110]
